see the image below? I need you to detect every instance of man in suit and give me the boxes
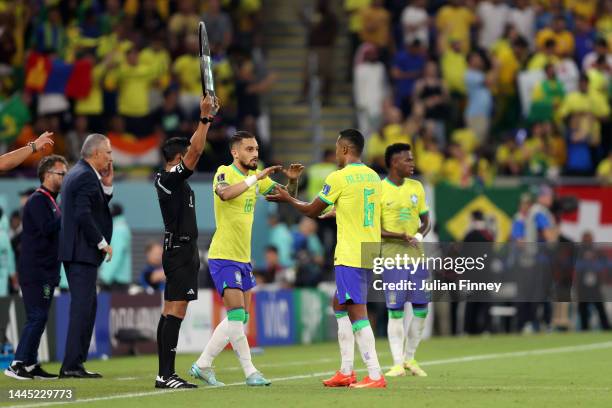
[58,133,114,378]
[4,155,68,380]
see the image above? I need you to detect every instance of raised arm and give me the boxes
[0,131,54,172]
[182,95,219,171]
[216,165,283,201]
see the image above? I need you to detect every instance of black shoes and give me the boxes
[59,367,103,379]
[29,364,58,379]
[155,373,198,389]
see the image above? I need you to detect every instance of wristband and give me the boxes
[245,175,257,187]
[200,116,214,124]
[29,142,37,153]
[414,232,423,242]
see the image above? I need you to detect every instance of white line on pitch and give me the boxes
[6,340,612,408]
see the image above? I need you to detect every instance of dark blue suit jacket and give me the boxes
[19,187,62,286]
[58,159,113,267]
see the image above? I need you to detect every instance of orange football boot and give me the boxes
[348,375,387,389]
[322,371,357,387]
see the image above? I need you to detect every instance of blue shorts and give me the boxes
[208,259,256,296]
[335,266,369,305]
[383,265,430,308]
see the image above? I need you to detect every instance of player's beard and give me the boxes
[241,158,258,171]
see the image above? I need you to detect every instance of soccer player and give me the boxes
[381,143,431,377]
[153,94,217,389]
[266,129,386,389]
[190,131,303,387]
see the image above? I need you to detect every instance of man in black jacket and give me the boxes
[4,155,68,380]
[58,134,114,378]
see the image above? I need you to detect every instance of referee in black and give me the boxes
[154,94,218,389]
[4,154,68,380]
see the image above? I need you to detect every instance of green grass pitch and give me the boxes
[1,332,611,407]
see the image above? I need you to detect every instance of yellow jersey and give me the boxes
[208,164,278,263]
[318,163,381,268]
[381,177,428,238]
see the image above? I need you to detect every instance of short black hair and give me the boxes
[161,137,190,162]
[37,154,68,183]
[230,130,256,148]
[384,143,411,169]
[338,128,364,155]
[512,36,529,49]
[544,38,556,48]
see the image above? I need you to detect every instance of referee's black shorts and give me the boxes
[162,242,200,302]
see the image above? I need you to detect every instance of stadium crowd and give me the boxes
[349,0,612,184]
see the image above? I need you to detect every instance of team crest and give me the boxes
[411,194,418,205]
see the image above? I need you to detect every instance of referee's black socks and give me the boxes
[157,315,166,377]
[159,314,183,377]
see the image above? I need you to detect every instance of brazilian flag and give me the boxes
[435,182,526,242]
[0,94,31,145]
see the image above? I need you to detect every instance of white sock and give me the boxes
[405,314,427,362]
[336,314,355,375]
[387,313,405,366]
[354,322,382,380]
[197,318,229,368]
[402,303,413,359]
[227,320,257,378]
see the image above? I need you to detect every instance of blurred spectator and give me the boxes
[575,231,610,331]
[0,207,15,297]
[510,193,533,242]
[413,60,449,146]
[254,245,285,285]
[564,114,595,176]
[391,39,426,115]
[115,46,163,136]
[305,149,337,201]
[536,14,575,57]
[508,0,536,49]
[529,63,565,123]
[528,38,559,70]
[140,241,165,292]
[464,50,494,145]
[415,124,444,182]
[442,142,474,187]
[496,134,525,176]
[235,56,277,127]
[582,38,612,72]
[574,16,596,67]
[435,0,476,54]
[99,204,132,291]
[477,0,510,50]
[354,43,387,139]
[359,0,392,60]
[596,150,612,185]
[65,115,90,162]
[268,214,294,269]
[202,0,233,53]
[344,0,372,63]
[366,106,410,171]
[153,87,188,140]
[535,0,574,32]
[168,0,200,48]
[558,74,609,141]
[292,217,324,287]
[34,7,66,55]
[299,0,338,105]
[100,0,125,34]
[173,35,202,118]
[400,0,429,49]
[441,38,468,96]
[198,120,232,173]
[134,0,165,39]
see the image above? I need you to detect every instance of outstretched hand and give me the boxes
[34,131,54,151]
[283,163,304,180]
[265,185,291,202]
[257,165,283,180]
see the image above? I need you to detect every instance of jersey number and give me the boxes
[363,188,375,227]
[244,198,254,213]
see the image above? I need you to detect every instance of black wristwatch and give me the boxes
[200,116,214,124]
[28,141,37,153]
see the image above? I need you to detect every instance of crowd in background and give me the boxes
[348,0,612,185]
[0,0,276,176]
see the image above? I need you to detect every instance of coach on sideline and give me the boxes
[4,155,68,380]
[58,134,114,379]
[0,132,54,171]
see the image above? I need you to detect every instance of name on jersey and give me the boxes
[345,173,379,184]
